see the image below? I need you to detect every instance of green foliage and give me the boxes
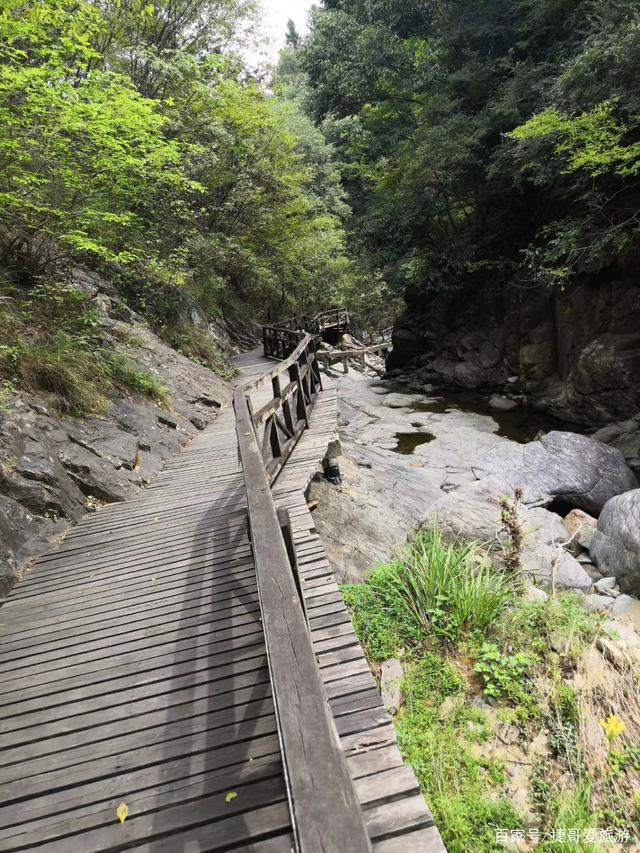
[107,355,170,405]
[371,527,521,643]
[511,101,640,177]
[340,581,408,662]
[0,0,356,353]
[302,0,640,297]
[166,324,237,380]
[396,654,523,852]
[473,643,537,710]
[0,280,170,414]
[342,528,521,658]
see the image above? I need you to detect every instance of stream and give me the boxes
[309,369,580,584]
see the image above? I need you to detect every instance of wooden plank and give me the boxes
[234,386,372,853]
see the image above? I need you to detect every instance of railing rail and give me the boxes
[246,334,323,484]
[233,324,372,853]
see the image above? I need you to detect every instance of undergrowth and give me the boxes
[0,280,170,415]
[342,527,638,851]
[165,323,238,381]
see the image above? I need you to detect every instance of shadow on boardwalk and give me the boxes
[149,473,289,845]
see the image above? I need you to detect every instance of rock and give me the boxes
[473,432,638,515]
[422,478,592,591]
[519,340,555,382]
[453,362,485,389]
[564,509,597,537]
[594,577,617,593]
[610,594,640,631]
[489,394,518,412]
[598,619,640,665]
[439,695,464,719]
[593,415,640,479]
[380,658,404,716]
[590,489,640,594]
[523,583,548,603]
[521,547,592,591]
[578,525,596,550]
[583,594,613,613]
[381,393,423,409]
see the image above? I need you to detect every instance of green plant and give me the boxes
[340,582,406,661]
[166,325,238,380]
[107,354,170,405]
[396,654,523,852]
[372,527,521,643]
[473,642,538,713]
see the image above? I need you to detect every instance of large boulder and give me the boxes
[422,478,592,591]
[472,432,638,515]
[590,489,640,595]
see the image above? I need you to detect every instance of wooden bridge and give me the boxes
[0,309,443,852]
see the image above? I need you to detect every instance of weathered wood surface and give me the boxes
[238,349,446,853]
[0,406,294,852]
[0,333,444,853]
[235,380,372,853]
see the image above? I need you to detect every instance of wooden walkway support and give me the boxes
[0,307,443,853]
[319,341,393,374]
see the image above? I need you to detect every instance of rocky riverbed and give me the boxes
[310,364,640,654]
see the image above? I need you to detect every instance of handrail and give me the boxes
[239,334,322,484]
[233,328,372,853]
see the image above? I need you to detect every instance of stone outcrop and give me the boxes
[0,313,231,599]
[471,432,638,515]
[590,489,640,595]
[592,415,640,478]
[389,279,640,427]
[421,478,591,591]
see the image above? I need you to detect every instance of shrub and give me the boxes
[369,527,522,643]
[166,324,238,381]
[108,354,170,405]
[397,654,523,852]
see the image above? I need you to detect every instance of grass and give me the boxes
[0,280,172,416]
[342,528,639,851]
[108,354,170,405]
[341,526,521,658]
[166,324,238,381]
[396,653,523,851]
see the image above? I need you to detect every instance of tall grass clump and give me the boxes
[372,527,521,644]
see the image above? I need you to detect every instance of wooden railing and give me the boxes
[240,334,323,484]
[233,330,372,853]
[319,339,393,374]
[263,307,351,361]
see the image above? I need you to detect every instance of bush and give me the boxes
[0,282,172,415]
[369,527,522,644]
[107,354,170,405]
[166,324,238,381]
[397,654,523,852]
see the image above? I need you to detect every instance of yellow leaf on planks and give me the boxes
[117,802,129,824]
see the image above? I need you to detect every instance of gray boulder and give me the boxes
[590,490,640,594]
[422,478,592,591]
[489,395,518,412]
[472,431,638,515]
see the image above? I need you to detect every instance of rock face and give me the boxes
[422,478,592,591]
[388,279,640,427]
[593,415,640,479]
[590,489,640,594]
[472,432,638,515]
[0,317,230,598]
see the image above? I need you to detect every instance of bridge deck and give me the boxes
[0,350,443,852]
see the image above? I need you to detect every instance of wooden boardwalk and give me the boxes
[0,343,444,852]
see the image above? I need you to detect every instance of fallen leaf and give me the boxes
[117,802,129,824]
[225,792,238,804]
